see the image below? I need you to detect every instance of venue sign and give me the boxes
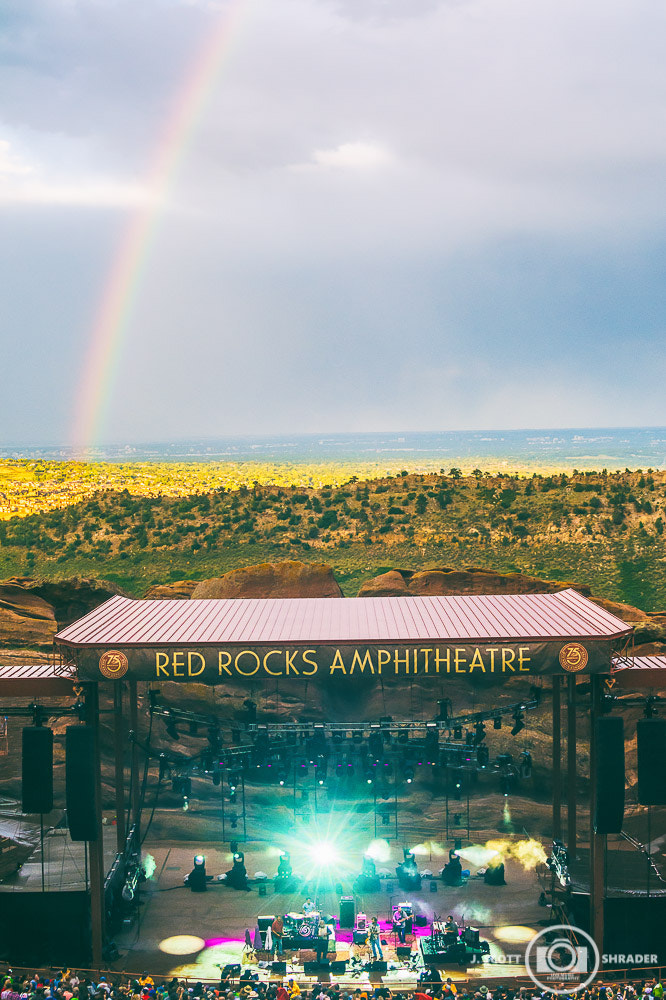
[70,638,614,683]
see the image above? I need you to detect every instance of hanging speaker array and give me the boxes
[594,716,625,834]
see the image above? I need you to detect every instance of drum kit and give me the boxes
[284,910,321,944]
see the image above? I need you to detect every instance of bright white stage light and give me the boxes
[307,839,341,867]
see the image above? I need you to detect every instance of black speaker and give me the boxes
[371,961,387,972]
[65,726,97,841]
[258,884,267,896]
[594,717,625,833]
[396,946,412,958]
[429,880,438,892]
[330,961,347,973]
[637,719,666,805]
[414,914,428,927]
[271,962,286,974]
[22,727,53,814]
[304,962,323,974]
[339,895,355,928]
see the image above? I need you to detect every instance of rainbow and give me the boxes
[72,0,249,454]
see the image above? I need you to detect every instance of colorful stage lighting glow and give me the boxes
[455,845,500,867]
[308,839,340,868]
[365,838,391,863]
[158,935,206,955]
[495,925,537,944]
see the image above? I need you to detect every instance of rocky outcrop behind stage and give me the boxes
[143,580,198,599]
[2,576,128,628]
[0,582,57,648]
[357,566,587,599]
[189,560,343,599]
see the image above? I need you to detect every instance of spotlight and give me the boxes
[511,710,525,736]
[493,716,502,730]
[519,750,532,778]
[465,730,475,747]
[453,725,463,740]
[404,765,414,784]
[368,732,384,760]
[276,851,293,880]
[477,745,489,767]
[185,853,207,892]
[437,698,452,722]
[474,721,486,745]
[165,712,180,740]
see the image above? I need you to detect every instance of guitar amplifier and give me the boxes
[353,930,367,944]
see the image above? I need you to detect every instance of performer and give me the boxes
[445,914,459,937]
[368,916,383,960]
[303,896,315,915]
[393,906,409,944]
[271,915,284,955]
[315,918,329,961]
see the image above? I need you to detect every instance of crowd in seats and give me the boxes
[2,972,665,1000]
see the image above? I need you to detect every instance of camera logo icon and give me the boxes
[526,925,600,994]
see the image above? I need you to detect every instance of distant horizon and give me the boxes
[2,426,666,470]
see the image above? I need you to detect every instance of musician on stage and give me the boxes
[368,916,383,960]
[271,914,284,955]
[393,906,409,944]
[445,915,459,938]
[303,896,315,915]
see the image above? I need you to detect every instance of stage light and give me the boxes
[185,854,207,892]
[519,750,532,777]
[474,722,486,745]
[165,712,180,740]
[368,732,384,760]
[404,765,414,783]
[437,698,452,722]
[477,745,489,767]
[308,839,340,868]
[453,725,463,740]
[493,716,502,730]
[159,935,205,955]
[511,710,525,736]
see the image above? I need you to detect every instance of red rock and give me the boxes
[357,570,410,597]
[190,560,342,599]
[143,581,198,600]
[0,583,56,649]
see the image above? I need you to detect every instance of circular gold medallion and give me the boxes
[558,642,588,672]
[99,649,129,679]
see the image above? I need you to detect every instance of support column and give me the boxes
[113,682,126,852]
[84,683,105,969]
[553,676,562,840]
[129,678,140,840]
[590,675,605,951]
[567,676,577,858]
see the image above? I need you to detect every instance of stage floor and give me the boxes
[109,835,551,984]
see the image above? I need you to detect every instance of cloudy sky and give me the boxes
[1,0,665,447]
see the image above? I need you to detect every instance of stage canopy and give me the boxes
[55,588,632,685]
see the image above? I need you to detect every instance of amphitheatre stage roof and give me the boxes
[53,589,632,683]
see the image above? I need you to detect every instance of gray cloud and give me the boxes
[1,0,665,444]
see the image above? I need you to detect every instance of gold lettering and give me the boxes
[469,648,486,673]
[395,648,409,674]
[235,650,260,676]
[454,648,467,673]
[330,649,346,673]
[377,649,391,674]
[302,649,318,676]
[156,651,170,677]
[487,648,499,673]
[173,651,185,677]
[413,649,418,674]
[518,646,531,671]
[285,650,299,675]
[435,648,451,673]
[421,648,433,673]
[188,651,206,677]
[350,649,375,674]
[502,648,516,672]
[218,651,232,676]
[263,649,283,676]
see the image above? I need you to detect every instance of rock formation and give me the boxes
[143,581,198,600]
[190,560,343,599]
[0,582,57,648]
